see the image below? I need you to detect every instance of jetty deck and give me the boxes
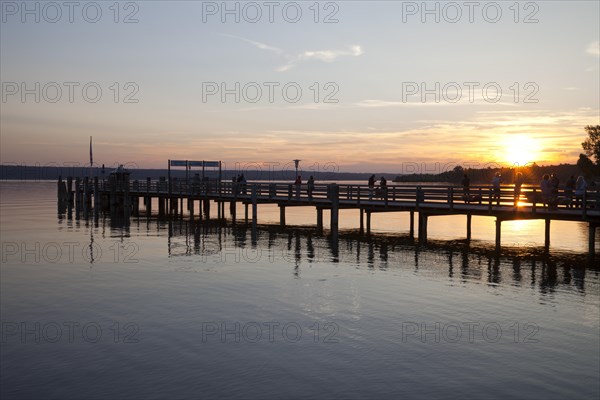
[58,176,600,256]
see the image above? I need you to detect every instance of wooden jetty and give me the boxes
[57,174,600,257]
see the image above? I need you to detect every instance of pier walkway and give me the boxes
[58,177,600,256]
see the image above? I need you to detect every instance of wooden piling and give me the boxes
[251,185,258,228]
[124,174,130,217]
[330,184,339,235]
[280,205,286,227]
[203,198,210,219]
[75,177,82,212]
[67,176,73,206]
[544,219,551,253]
[93,177,99,214]
[495,218,502,251]
[359,209,364,234]
[418,213,428,243]
[466,214,472,241]
[189,198,195,215]
[316,208,323,232]
[158,197,164,216]
[589,223,596,258]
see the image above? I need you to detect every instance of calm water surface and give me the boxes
[1,182,599,399]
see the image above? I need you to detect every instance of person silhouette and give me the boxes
[307,175,315,201]
[368,174,376,200]
[462,174,470,203]
[491,173,502,205]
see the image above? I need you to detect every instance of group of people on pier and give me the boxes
[461,172,589,209]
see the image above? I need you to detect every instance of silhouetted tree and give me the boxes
[577,153,597,178]
[582,125,600,166]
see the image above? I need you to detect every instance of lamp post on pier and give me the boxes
[293,159,301,178]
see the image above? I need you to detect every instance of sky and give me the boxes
[1,0,599,173]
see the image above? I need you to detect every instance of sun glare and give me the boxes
[503,135,539,166]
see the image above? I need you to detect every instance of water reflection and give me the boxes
[58,208,599,297]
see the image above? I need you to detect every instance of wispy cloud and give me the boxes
[220,34,363,72]
[278,45,363,72]
[354,97,518,108]
[586,40,599,57]
[218,33,283,54]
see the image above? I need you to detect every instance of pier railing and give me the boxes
[88,179,600,215]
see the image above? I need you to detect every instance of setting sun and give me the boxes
[503,135,540,166]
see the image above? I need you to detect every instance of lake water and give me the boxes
[1,181,599,399]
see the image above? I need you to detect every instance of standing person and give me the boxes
[232,175,238,195]
[491,173,502,205]
[514,172,524,206]
[380,176,387,188]
[564,175,576,208]
[239,174,247,195]
[540,174,554,209]
[574,176,587,208]
[462,173,470,203]
[307,175,315,201]
[550,173,560,197]
[380,176,387,199]
[368,174,376,200]
[294,175,302,199]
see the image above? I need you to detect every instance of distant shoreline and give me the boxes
[0,163,590,185]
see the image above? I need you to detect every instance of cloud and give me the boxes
[218,33,283,54]
[219,34,363,72]
[354,97,518,108]
[586,41,599,57]
[278,45,363,71]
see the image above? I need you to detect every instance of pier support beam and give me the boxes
[316,208,323,232]
[83,177,89,215]
[75,177,82,214]
[466,214,472,241]
[67,177,73,207]
[544,219,551,253]
[359,209,364,234]
[132,196,139,216]
[245,203,249,223]
[589,223,597,258]
[203,198,210,219]
[409,211,414,238]
[93,177,99,214]
[366,211,371,235]
[145,196,152,217]
[418,213,428,243]
[330,185,339,235]
[124,174,130,217]
[251,186,258,229]
[279,205,286,227]
[158,197,165,216]
[495,218,502,251]
[188,198,194,215]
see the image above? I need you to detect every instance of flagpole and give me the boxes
[89,136,93,179]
